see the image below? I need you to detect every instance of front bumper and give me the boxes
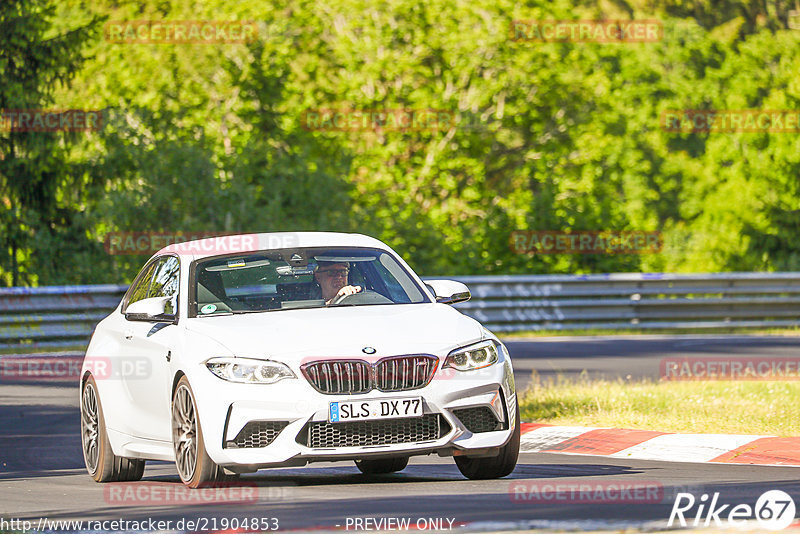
[189,357,517,470]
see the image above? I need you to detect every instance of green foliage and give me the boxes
[0,0,103,285]
[4,0,800,284]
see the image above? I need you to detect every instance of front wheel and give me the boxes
[172,376,236,488]
[80,375,145,482]
[454,399,520,480]
[355,456,409,474]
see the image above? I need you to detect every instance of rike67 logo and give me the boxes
[669,490,796,530]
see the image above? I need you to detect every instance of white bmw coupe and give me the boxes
[80,232,519,487]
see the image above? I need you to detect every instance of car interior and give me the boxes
[193,250,401,315]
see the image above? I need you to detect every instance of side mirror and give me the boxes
[425,280,471,305]
[125,296,176,323]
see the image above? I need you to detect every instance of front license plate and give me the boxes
[329,397,423,423]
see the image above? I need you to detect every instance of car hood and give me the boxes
[184,303,483,362]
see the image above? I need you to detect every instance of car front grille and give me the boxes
[374,355,438,391]
[301,355,438,394]
[225,421,290,449]
[453,407,505,433]
[298,414,450,448]
[302,361,372,394]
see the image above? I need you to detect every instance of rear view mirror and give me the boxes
[425,280,471,305]
[125,296,176,323]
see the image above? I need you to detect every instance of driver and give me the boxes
[314,261,362,305]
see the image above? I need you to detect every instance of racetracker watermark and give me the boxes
[103,232,299,255]
[104,20,258,44]
[0,356,84,382]
[83,355,152,381]
[103,481,276,505]
[661,357,800,380]
[0,356,154,382]
[510,230,662,255]
[301,109,480,132]
[661,110,800,133]
[509,480,664,503]
[510,20,663,42]
[0,109,103,132]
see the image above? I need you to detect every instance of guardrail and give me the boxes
[451,272,800,332]
[2,272,800,353]
[0,285,128,353]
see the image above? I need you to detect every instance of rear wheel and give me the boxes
[455,399,520,480]
[172,376,236,488]
[80,375,145,482]
[355,456,409,474]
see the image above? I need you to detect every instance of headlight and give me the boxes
[205,357,296,384]
[443,340,499,371]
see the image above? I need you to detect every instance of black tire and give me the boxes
[455,399,520,480]
[80,375,145,482]
[355,456,410,474]
[172,376,237,488]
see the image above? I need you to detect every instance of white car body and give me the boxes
[80,232,518,484]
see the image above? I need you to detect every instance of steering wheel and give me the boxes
[331,289,393,306]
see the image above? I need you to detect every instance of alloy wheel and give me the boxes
[172,384,198,481]
[80,382,100,473]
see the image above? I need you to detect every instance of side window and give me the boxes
[125,262,157,311]
[372,255,413,303]
[148,256,180,315]
[349,262,368,289]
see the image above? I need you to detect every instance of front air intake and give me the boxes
[453,407,506,433]
[297,414,450,448]
[225,421,290,449]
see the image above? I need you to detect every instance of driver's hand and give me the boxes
[327,285,362,304]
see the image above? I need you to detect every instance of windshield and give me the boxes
[191,247,430,316]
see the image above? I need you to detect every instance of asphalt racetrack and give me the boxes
[2,335,799,531]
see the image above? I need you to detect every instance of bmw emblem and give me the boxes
[362,347,376,355]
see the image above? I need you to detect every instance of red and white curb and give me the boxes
[520,423,800,467]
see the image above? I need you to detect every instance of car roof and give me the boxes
[152,231,390,261]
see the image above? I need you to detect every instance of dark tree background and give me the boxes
[2,0,799,285]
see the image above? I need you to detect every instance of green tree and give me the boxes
[11,0,800,283]
[0,0,102,285]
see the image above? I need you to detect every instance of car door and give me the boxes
[121,255,180,442]
[88,259,157,439]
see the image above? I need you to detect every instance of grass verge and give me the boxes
[518,372,800,436]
